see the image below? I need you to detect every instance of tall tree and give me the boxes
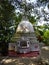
[0,0,15,43]
[10,0,49,25]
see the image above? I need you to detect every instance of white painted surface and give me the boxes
[9,42,40,53]
[31,43,40,51]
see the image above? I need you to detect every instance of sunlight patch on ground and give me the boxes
[31,57,36,59]
[42,58,49,64]
[45,59,49,63]
[3,58,20,64]
[4,59,13,63]
[32,64,35,65]
[18,62,24,65]
[29,63,36,65]
[42,46,49,50]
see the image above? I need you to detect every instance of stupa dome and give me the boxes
[16,19,34,33]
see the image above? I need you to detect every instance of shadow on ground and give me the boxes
[41,46,49,63]
[0,57,38,65]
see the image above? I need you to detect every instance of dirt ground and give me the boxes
[41,46,49,63]
[0,45,49,65]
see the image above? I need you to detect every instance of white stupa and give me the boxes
[9,17,40,55]
[16,19,34,33]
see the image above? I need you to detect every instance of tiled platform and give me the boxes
[8,51,40,57]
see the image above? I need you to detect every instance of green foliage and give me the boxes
[44,30,49,39]
[43,30,49,45]
[0,0,15,43]
[15,14,22,28]
[28,16,36,24]
[35,25,49,44]
[0,0,15,20]
[34,26,43,42]
[0,0,49,44]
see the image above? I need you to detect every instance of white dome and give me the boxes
[16,19,34,33]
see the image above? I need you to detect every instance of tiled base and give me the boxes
[8,50,40,57]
